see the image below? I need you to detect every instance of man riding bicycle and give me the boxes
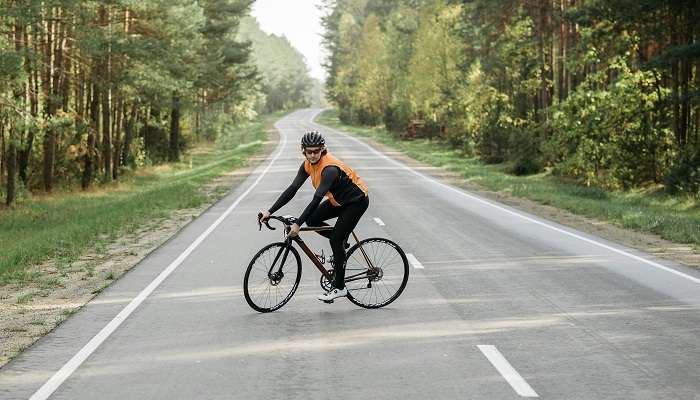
[258,130,369,302]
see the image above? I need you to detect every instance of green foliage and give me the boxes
[405,2,462,128]
[449,62,503,155]
[507,126,543,176]
[664,147,700,196]
[350,14,390,125]
[1,0,312,203]
[548,60,673,189]
[0,112,274,282]
[319,109,700,250]
[0,49,24,89]
[238,17,312,113]
[199,112,238,141]
[322,0,700,195]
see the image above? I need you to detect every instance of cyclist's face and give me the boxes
[303,146,323,163]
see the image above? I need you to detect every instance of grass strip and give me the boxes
[0,112,282,283]
[316,109,700,250]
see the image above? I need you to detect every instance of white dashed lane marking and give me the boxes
[406,253,424,269]
[478,345,539,398]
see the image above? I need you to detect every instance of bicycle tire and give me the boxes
[344,238,409,309]
[244,242,302,312]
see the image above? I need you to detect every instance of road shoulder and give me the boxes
[0,128,280,368]
[345,130,700,270]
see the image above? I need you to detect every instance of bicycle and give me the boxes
[243,214,409,313]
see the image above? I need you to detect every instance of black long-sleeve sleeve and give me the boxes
[297,166,339,226]
[268,163,308,214]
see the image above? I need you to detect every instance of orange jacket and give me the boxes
[304,152,368,206]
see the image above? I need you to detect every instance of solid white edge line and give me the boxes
[311,117,700,285]
[373,217,386,226]
[29,118,291,400]
[478,345,539,397]
[406,253,425,269]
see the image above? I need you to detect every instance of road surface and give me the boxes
[1,109,699,399]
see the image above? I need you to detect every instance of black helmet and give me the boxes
[301,130,325,148]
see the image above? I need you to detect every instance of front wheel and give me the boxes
[244,242,302,312]
[344,238,409,309]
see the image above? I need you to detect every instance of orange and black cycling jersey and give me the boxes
[268,152,368,226]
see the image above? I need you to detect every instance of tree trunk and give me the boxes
[671,61,681,147]
[102,93,111,181]
[112,99,123,180]
[75,58,84,122]
[195,100,200,140]
[678,27,691,148]
[52,9,68,183]
[121,105,137,166]
[557,0,566,102]
[6,125,17,206]
[0,118,5,183]
[82,83,99,189]
[569,0,578,91]
[83,77,91,124]
[144,107,152,155]
[670,16,682,147]
[545,0,553,137]
[169,94,180,162]
[7,16,23,204]
[695,62,700,145]
[42,9,56,192]
[18,25,36,185]
[99,5,111,180]
[60,19,71,112]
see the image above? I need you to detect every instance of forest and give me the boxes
[0,0,312,207]
[322,0,700,194]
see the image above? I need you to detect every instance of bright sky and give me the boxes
[252,0,327,82]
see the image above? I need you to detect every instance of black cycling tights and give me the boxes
[305,196,369,290]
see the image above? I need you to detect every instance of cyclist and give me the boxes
[258,130,369,302]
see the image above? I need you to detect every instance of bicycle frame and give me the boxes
[267,226,377,285]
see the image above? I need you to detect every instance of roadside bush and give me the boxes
[664,147,700,196]
[477,119,510,164]
[142,124,170,163]
[508,125,543,175]
[547,59,672,189]
[451,61,515,163]
[384,103,411,133]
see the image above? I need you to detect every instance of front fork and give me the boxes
[267,238,293,284]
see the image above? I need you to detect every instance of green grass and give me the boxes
[317,109,700,250]
[0,112,283,283]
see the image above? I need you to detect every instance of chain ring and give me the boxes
[319,269,335,291]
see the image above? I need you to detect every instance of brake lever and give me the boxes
[257,213,276,231]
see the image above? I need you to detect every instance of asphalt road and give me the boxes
[1,109,699,399]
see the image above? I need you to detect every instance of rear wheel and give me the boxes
[244,242,301,312]
[344,238,409,309]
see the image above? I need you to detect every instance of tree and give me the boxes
[351,14,390,125]
[322,0,700,192]
[238,17,313,113]
[1,0,263,203]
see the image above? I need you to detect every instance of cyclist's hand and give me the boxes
[258,211,271,230]
[288,223,300,237]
